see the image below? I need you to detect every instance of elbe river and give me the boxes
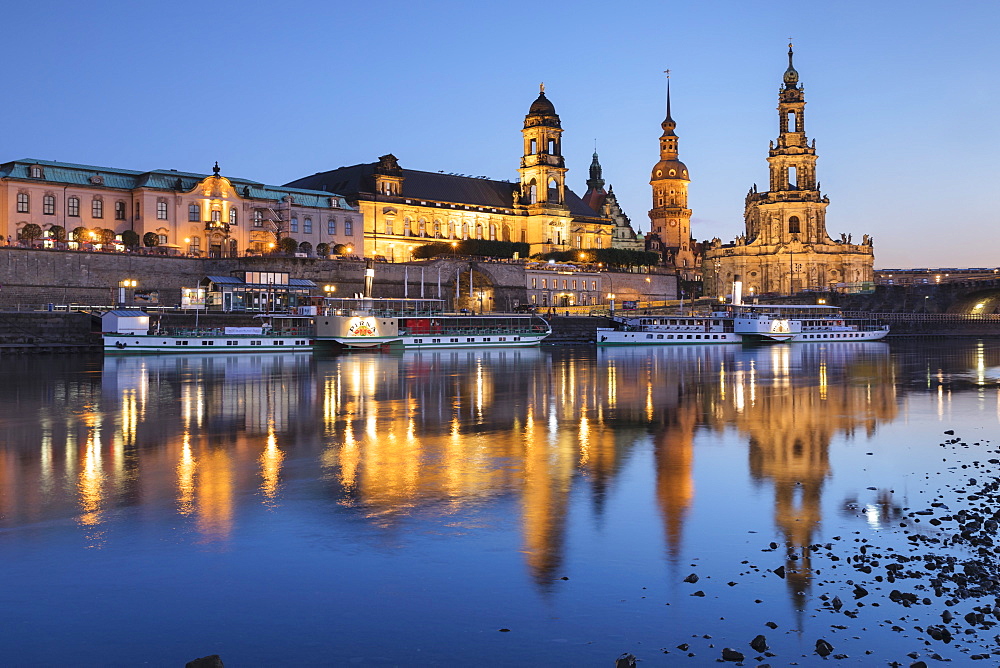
[2,340,999,666]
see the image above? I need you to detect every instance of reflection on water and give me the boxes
[5,342,1000,663]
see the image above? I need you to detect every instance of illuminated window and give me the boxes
[115,201,126,220]
[188,204,200,221]
[158,234,167,245]
[91,198,103,218]
[230,208,238,226]
[211,210,221,223]
[16,193,29,213]
[253,210,263,227]
[476,224,483,239]
[489,224,496,241]
[328,218,336,235]
[156,201,168,220]
[67,197,80,217]
[43,195,55,215]
[303,217,312,234]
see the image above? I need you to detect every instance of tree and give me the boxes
[298,241,313,256]
[278,237,298,255]
[332,243,349,256]
[71,227,89,242]
[121,230,140,249]
[48,225,66,242]
[97,228,117,244]
[143,232,159,247]
[19,223,42,243]
[316,243,330,257]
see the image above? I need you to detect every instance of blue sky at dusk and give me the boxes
[5,0,997,268]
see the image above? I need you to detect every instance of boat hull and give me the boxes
[104,333,313,354]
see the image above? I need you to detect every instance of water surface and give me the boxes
[2,341,999,666]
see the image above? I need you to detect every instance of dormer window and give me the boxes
[29,165,43,179]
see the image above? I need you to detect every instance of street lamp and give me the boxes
[607,292,616,316]
[118,279,137,307]
[451,241,458,257]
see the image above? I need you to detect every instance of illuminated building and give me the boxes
[285,87,612,261]
[703,45,875,296]
[647,77,699,281]
[0,160,362,257]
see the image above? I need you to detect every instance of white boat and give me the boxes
[314,297,551,350]
[596,304,889,346]
[101,310,314,354]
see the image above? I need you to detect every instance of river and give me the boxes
[1,341,999,666]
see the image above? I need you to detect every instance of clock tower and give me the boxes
[648,76,695,278]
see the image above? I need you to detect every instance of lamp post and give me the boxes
[118,279,137,307]
[607,292,616,316]
[451,241,458,258]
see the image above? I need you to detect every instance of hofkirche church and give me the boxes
[702,45,875,296]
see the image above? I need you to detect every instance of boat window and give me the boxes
[656,335,664,339]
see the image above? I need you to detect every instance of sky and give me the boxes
[5,0,998,269]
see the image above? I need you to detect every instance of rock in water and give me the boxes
[615,653,636,668]
[683,573,699,583]
[186,657,224,668]
[750,634,769,652]
[815,639,834,657]
[721,648,745,662]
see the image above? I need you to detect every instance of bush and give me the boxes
[413,239,530,259]
[316,243,330,257]
[143,232,159,247]
[19,223,42,242]
[298,241,313,256]
[278,237,298,255]
[48,225,66,242]
[121,230,140,248]
[97,228,117,244]
[71,227,89,242]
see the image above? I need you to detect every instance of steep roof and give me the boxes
[285,163,605,220]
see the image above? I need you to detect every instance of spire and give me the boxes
[586,149,605,191]
[783,40,800,88]
[212,161,220,176]
[661,70,677,136]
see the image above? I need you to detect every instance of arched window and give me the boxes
[448,221,455,238]
[489,224,496,241]
[188,204,200,221]
[528,181,537,204]
[433,221,441,237]
[529,139,537,154]
[788,166,797,189]
[461,223,469,240]
[475,224,483,239]
[418,218,426,237]
[547,139,556,154]
[788,216,801,234]
[787,111,797,132]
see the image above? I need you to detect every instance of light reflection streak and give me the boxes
[259,427,284,505]
[177,434,196,516]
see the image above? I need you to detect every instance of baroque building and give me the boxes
[647,81,699,282]
[285,87,611,261]
[581,151,644,252]
[0,160,362,256]
[703,45,874,297]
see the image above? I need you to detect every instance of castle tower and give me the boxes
[581,149,607,212]
[648,76,695,276]
[702,45,874,297]
[518,84,568,210]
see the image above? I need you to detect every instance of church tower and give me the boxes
[702,44,874,297]
[744,43,830,250]
[518,84,568,211]
[648,77,695,277]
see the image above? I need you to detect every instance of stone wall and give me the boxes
[0,248,662,311]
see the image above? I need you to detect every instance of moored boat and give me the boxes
[314,297,551,350]
[101,310,314,354]
[596,303,888,345]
